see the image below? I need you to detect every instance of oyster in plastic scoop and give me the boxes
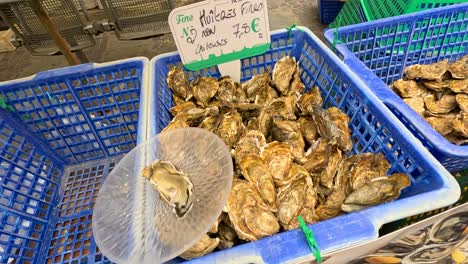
[425,114,457,136]
[448,55,468,79]
[243,70,270,102]
[393,79,428,97]
[272,56,297,96]
[403,97,425,116]
[261,141,293,185]
[218,110,245,148]
[192,76,219,107]
[239,154,277,211]
[141,160,194,219]
[167,67,192,100]
[179,234,219,260]
[341,173,411,213]
[424,93,457,114]
[453,111,468,138]
[347,153,391,191]
[405,59,448,80]
[298,87,323,115]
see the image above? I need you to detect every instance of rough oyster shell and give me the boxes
[141,160,194,219]
[162,114,189,132]
[456,94,468,112]
[328,107,352,152]
[208,214,224,234]
[299,116,318,145]
[453,111,468,138]
[243,70,270,102]
[192,76,219,107]
[423,79,450,92]
[234,130,266,162]
[238,154,277,211]
[403,97,425,116]
[341,173,410,213]
[218,110,245,148]
[217,222,238,250]
[170,101,197,117]
[347,153,391,191]
[320,145,342,189]
[290,66,306,95]
[216,76,237,104]
[258,96,297,135]
[425,114,457,136]
[315,189,346,220]
[301,138,329,173]
[297,87,323,115]
[167,67,192,100]
[199,113,222,133]
[424,93,457,114]
[312,105,351,151]
[448,55,468,79]
[255,83,279,106]
[405,59,448,80]
[172,94,186,106]
[261,141,293,185]
[179,234,219,260]
[449,78,468,93]
[272,56,297,96]
[393,79,428,97]
[270,119,301,142]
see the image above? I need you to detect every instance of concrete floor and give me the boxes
[0,0,326,82]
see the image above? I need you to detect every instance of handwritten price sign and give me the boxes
[169,0,270,71]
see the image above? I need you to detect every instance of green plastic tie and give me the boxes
[286,23,304,39]
[298,216,322,263]
[332,15,344,49]
[0,97,15,113]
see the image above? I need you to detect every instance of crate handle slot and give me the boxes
[34,63,96,79]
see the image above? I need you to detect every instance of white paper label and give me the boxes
[168,0,270,71]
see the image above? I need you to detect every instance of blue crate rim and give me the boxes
[323,3,468,157]
[147,26,461,263]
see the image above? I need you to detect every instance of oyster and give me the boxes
[246,118,260,131]
[453,111,468,138]
[448,55,468,79]
[449,78,468,93]
[403,97,425,116]
[312,105,351,151]
[334,158,352,196]
[179,234,219,260]
[424,93,457,114]
[255,83,279,105]
[261,141,293,185]
[170,101,197,117]
[226,180,280,241]
[456,94,468,112]
[320,146,342,189]
[218,110,245,148]
[290,67,306,95]
[393,79,428,97]
[235,130,266,162]
[423,79,450,92]
[185,106,219,127]
[278,162,310,187]
[328,107,352,152]
[243,71,270,102]
[167,67,192,100]
[208,214,224,234]
[236,102,262,121]
[341,173,411,213]
[315,189,346,220]
[446,134,468,145]
[173,94,186,106]
[258,96,296,135]
[425,114,457,136]
[199,113,222,133]
[347,153,391,191]
[405,59,448,80]
[192,76,219,107]
[272,56,297,95]
[239,154,277,211]
[301,138,329,173]
[270,119,301,142]
[299,116,318,145]
[297,88,323,115]
[141,160,194,219]
[216,76,237,104]
[162,114,189,133]
[234,82,249,103]
[277,169,317,230]
[218,223,238,250]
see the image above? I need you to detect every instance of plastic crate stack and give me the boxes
[318,0,346,24]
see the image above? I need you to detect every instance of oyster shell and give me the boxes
[261,141,293,185]
[234,130,266,162]
[162,114,189,132]
[226,180,279,241]
[393,79,428,97]
[299,116,318,145]
[453,111,468,138]
[320,145,342,189]
[449,78,468,93]
[315,189,346,220]
[290,67,306,95]
[246,118,260,131]
[258,96,297,135]
[272,56,297,95]
[446,134,468,145]
[192,76,219,107]
[456,94,468,112]
[425,114,457,136]
[301,138,329,173]
[334,158,352,196]
[208,213,224,234]
[347,153,391,191]
[199,113,222,133]
[217,223,238,250]
[297,87,323,115]
[424,93,457,114]
[255,83,279,106]
[234,82,249,104]
[328,107,352,152]
[239,154,277,211]
[278,162,311,187]
[403,97,425,116]
[423,79,450,92]
[243,70,270,102]
[405,59,448,80]
[170,101,197,117]
[179,234,219,260]
[277,169,317,230]
[448,55,468,79]
[216,76,237,104]
[185,106,219,127]
[312,105,351,151]
[341,173,411,213]
[141,160,194,219]
[218,110,245,148]
[173,94,186,106]
[270,119,301,142]
[167,67,192,100]
[236,102,262,121]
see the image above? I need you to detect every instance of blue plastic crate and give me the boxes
[148,27,460,263]
[319,0,346,24]
[0,57,150,264]
[324,3,468,172]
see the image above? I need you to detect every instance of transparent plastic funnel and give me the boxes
[93,128,234,263]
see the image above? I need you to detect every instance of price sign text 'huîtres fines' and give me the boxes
[169,0,270,71]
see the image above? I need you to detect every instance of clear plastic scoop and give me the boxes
[93,128,233,264]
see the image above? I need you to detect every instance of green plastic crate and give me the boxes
[330,0,467,28]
